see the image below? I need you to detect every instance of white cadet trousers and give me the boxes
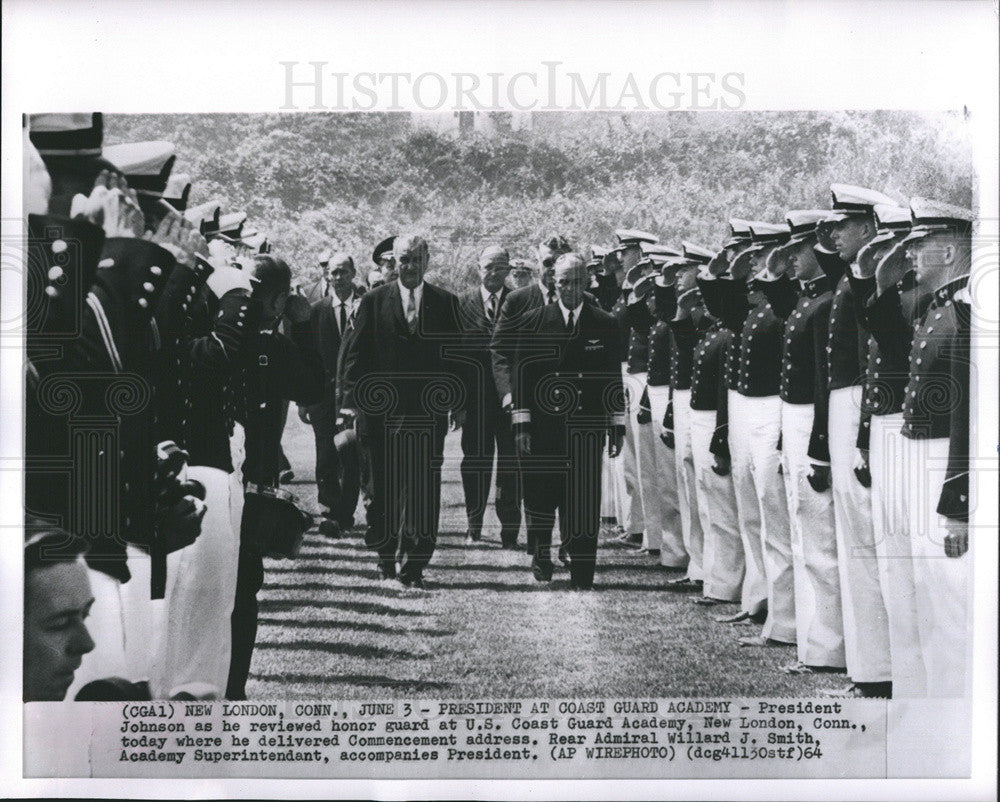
[618,364,644,535]
[690,408,744,601]
[728,392,790,633]
[65,569,128,698]
[781,400,845,668]
[148,465,244,698]
[623,371,654,547]
[672,389,704,581]
[907,436,971,698]
[646,383,686,567]
[870,413,926,696]
[829,386,891,683]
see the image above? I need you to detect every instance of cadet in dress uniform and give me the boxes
[683,243,745,607]
[757,213,845,674]
[699,220,796,648]
[458,246,520,548]
[511,253,626,589]
[827,203,910,697]
[793,185,894,681]
[862,198,974,698]
[150,242,259,698]
[631,252,686,567]
[665,263,714,588]
[609,231,664,549]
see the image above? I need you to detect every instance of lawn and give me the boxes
[246,414,845,699]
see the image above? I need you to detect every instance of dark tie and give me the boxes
[338,303,347,334]
[486,293,497,322]
[566,309,575,332]
[547,289,556,305]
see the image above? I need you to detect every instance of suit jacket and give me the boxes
[512,301,625,453]
[459,286,508,407]
[490,283,553,402]
[341,281,467,426]
[308,287,364,410]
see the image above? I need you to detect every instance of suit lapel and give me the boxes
[387,281,408,334]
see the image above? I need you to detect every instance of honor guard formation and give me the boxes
[22,114,975,703]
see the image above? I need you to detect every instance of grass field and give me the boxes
[246,414,846,699]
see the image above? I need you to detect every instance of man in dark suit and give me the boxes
[299,252,364,536]
[458,246,520,548]
[512,253,626,590]
[340,235,468,588]
[491,235,572,409]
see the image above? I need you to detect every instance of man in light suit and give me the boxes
[300,252,364,537]
[511,253,625,589]
[458,246,520,548]
[340,235,468,588]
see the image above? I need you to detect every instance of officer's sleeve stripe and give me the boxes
[512,409,531,424]
[86,292,122,373]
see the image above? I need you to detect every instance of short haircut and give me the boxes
[24,517,87,573]
[252,254,292,300]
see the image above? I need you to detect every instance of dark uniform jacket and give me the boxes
[761,274,835,463]
[851,270,931,451]
[240,319,324,486]
[899,275,971,521]
[690,321,733,459]
[511,301,625,451]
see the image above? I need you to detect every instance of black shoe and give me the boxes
[464,530,482,546]
[378,561,397,581]
[532,559,554,582]
[279,469,295,484]
[319,518,341,539]
[501,541,520,551]
[398,571,424,589]
[821,681,892,698]
[337,517,356,531]
[664,577,703,592]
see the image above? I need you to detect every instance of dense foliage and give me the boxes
[106,111,973,291]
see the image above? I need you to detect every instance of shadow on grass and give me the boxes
[256,617,454,637]
[255,640,430,660]
[252,673,454,692]
[259,599,425,617]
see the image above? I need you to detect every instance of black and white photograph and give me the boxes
[2,0,997,798]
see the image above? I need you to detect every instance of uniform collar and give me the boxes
[557,297,584,326]
[931,273,969,305]
[480,284,500,305]
[800,274,832,298]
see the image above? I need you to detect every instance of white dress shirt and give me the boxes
[398,279,424,320]
[557,298,584,328]
[331,288,360,333]
[481,284,501,319]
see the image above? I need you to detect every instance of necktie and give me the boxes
[566,309,575,332]
[405,289,418,333]
[338,302,347,334]
[486,293,497,322]
[546,288,556,304]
